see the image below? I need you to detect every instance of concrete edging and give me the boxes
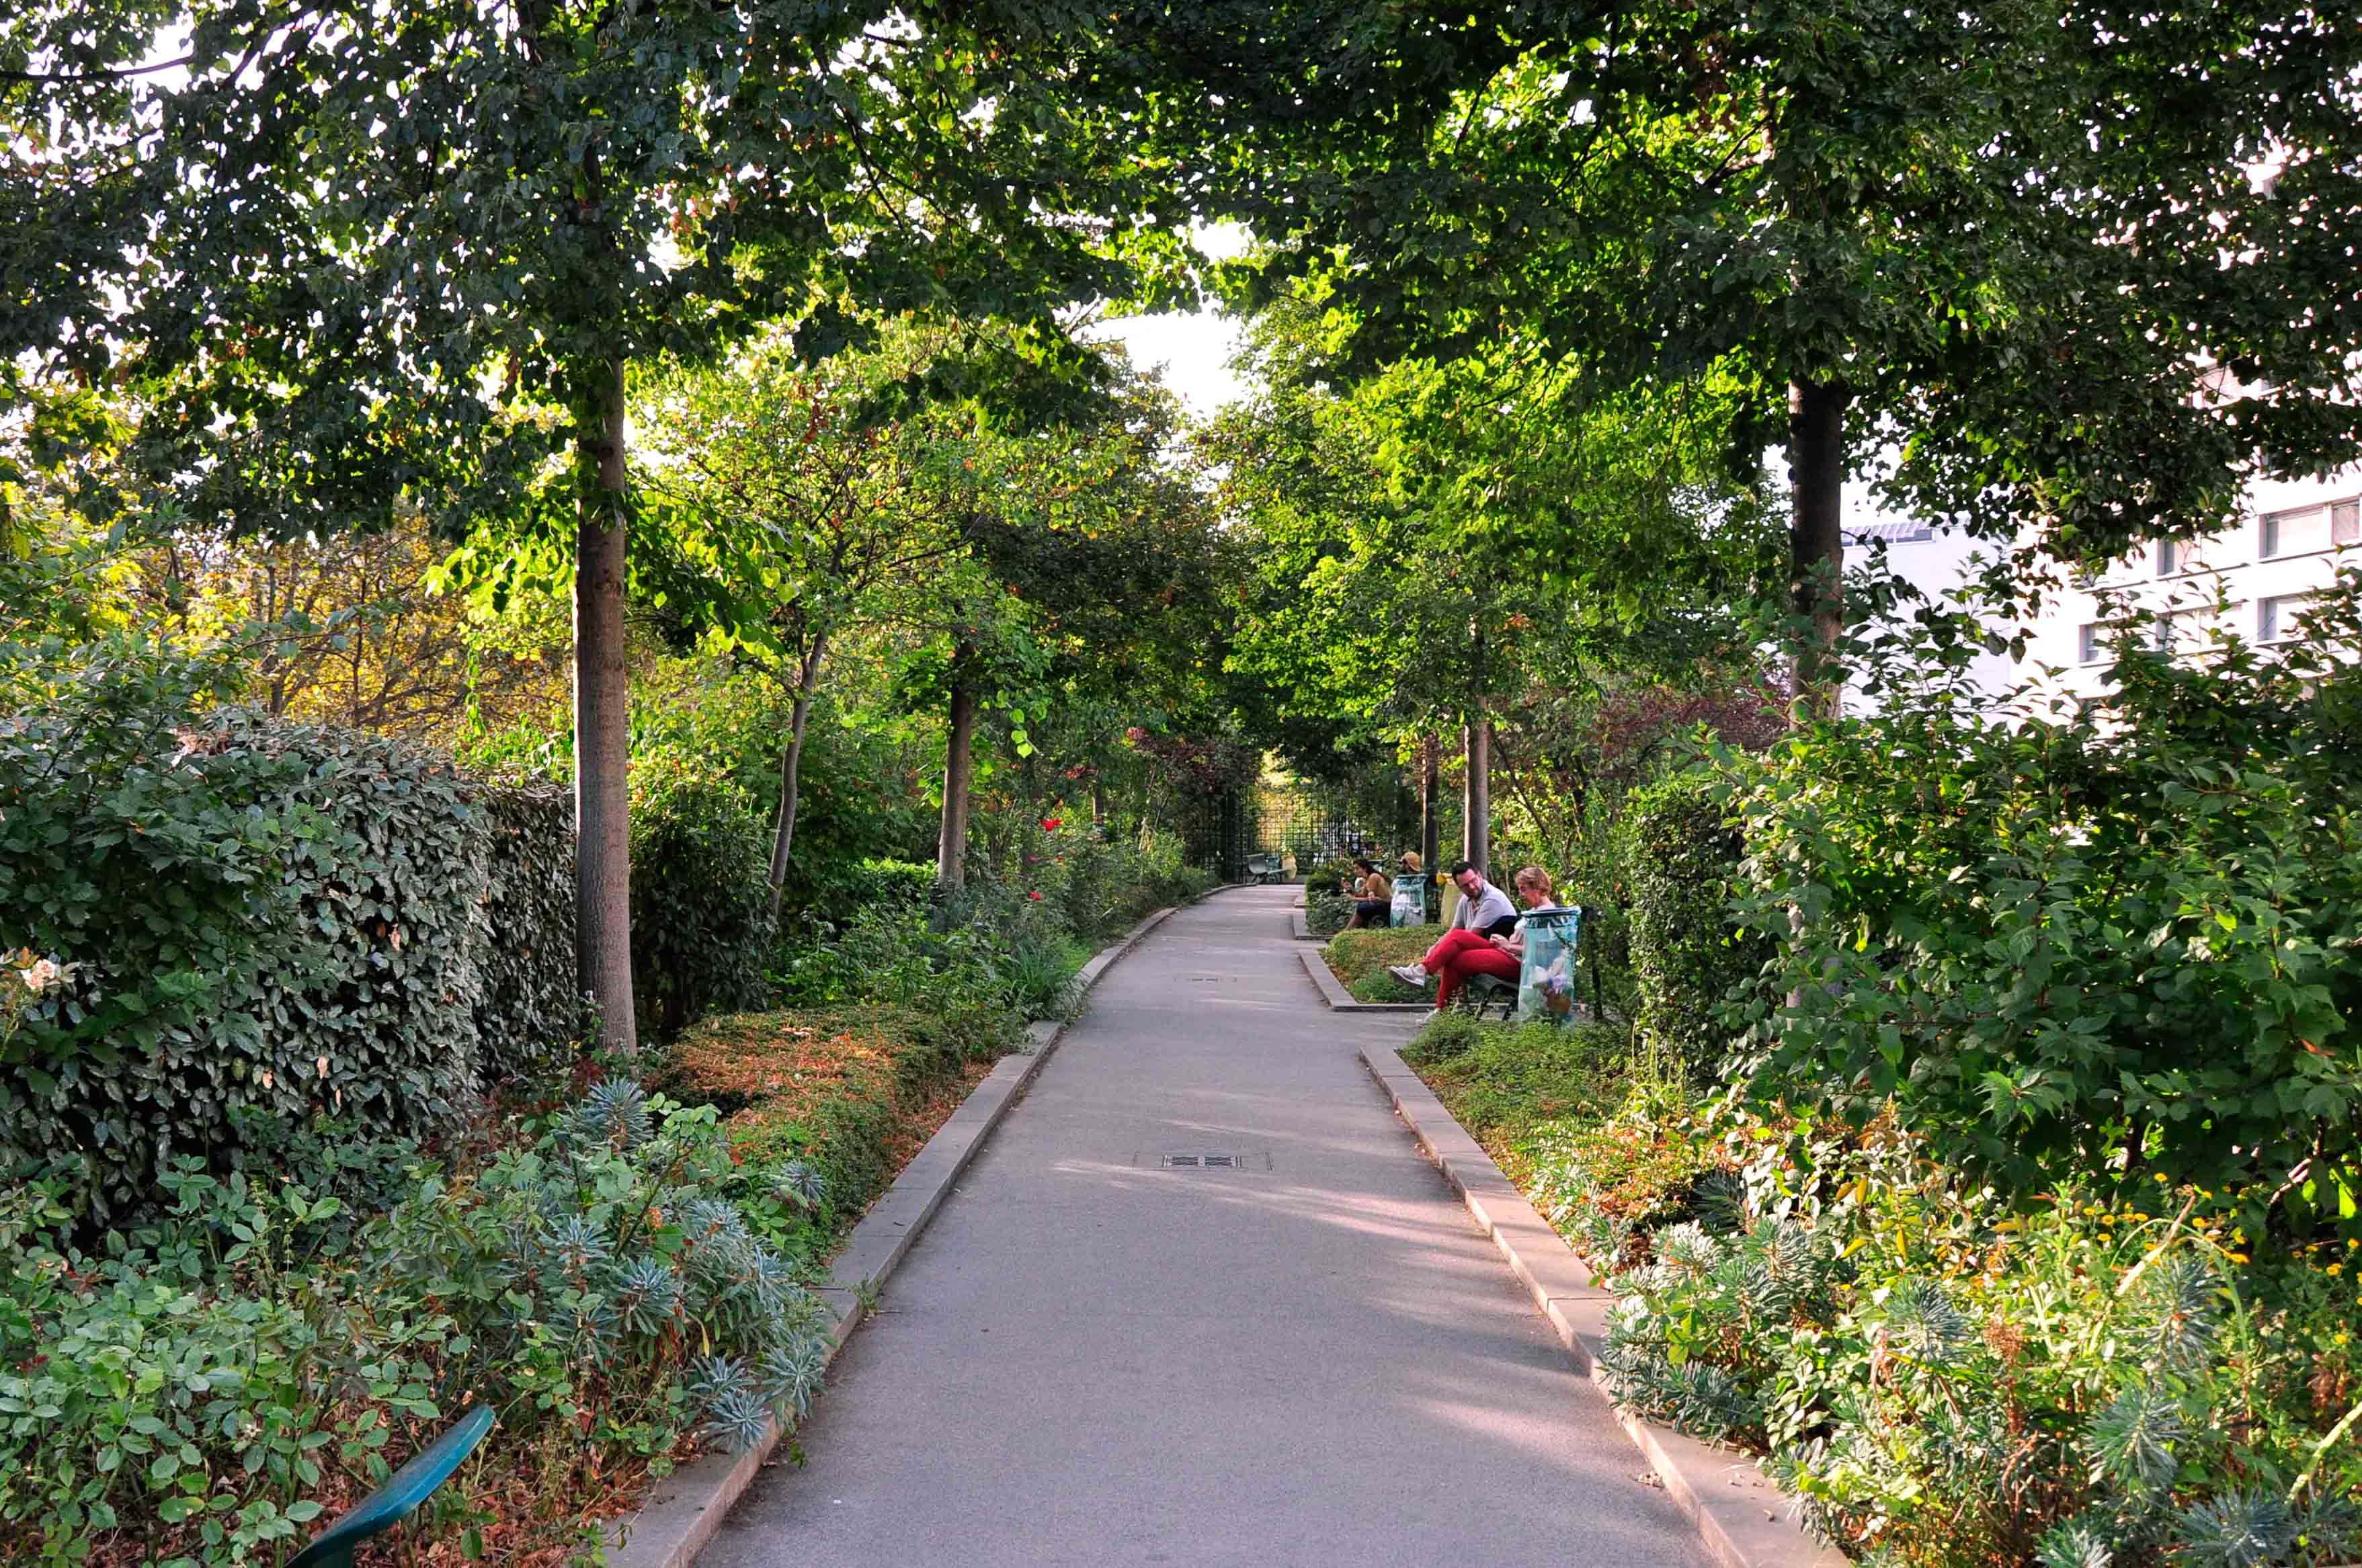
[1287,909,1325,942]
[604,901,1186,1568]
[1297,946,1432,1014]
[1359,1042,1846,1568]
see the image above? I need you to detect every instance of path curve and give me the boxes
[698,884,1709,1568]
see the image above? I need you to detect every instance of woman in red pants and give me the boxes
[1389,866,1555,1013]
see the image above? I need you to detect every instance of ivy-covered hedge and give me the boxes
[1623,772,1766,1075]
[1,666,580,1221]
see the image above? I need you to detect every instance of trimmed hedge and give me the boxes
[628,749,774,1040]
[0,703,580,1222]
[1623,772,1766,1074]
[471,781,579,1081]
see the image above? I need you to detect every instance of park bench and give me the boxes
[288,1404,495,1568]
[1244,852,1285,883]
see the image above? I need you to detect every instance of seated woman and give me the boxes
[1385,866,1555,1014]
[1344,858,1393,929]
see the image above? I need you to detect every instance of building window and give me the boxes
[2258,593,2312,643]
[2156,539,2178,577]
[2078,623,2104,664]
[2261,498,2358,557]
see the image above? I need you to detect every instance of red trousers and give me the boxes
[1421,927,1519,1005]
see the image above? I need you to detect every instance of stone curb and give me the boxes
[1359,1043,1846,1568]
[1286,909,1323,942]
[1297,946,1432,1014]
[603,901,1186,1568]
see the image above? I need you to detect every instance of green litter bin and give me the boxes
[1515,905,1582,1025]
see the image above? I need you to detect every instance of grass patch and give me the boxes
[1322,925,1434,1002]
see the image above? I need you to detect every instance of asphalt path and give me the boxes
[696,883,1709,1568]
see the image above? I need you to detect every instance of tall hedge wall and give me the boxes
[1623,770,1769,1075]
[471,781,579,1080]
[0,702,575,1222]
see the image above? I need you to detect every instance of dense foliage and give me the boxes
[1405,1020,2362,1568]
[0,667,571,1224]
[628,749,778,1040]
[1623,772,1767,1078]
[1727,581,2362,1221]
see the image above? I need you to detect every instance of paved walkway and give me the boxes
[700,884,1707,1568]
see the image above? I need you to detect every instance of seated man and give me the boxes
[1388,864,1553,1012]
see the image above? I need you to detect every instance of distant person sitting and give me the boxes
[1344,858,1392,928]
[1387,864,1551,1011]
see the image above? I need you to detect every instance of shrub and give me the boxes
[629,749,776,1039]
[1623,771,1766,1077]
[1302,855,1356,936]
[1727,577,2362,1215]
[372,1079,834,1456]
[1587,1104,2362,1567]
[471,780,579,1081]
[855,857,940,919]
[1,689,494,1224]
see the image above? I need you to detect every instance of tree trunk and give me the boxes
[1463,718,1492,874]
[573,356,637,1056]
[1418,732,1440,903]
[935,663,977,886]
[764,634,829,922]
[1787,378,1850,723]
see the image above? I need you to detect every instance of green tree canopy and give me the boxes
[5,0,1205,1046]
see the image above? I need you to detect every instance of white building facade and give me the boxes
[1847,469,2362,703]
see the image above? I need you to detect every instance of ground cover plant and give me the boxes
[0,977,1039,1568]
[1321,927,1434,1003]
[1402,900,2362,1567]
[653,1005,1013,1257]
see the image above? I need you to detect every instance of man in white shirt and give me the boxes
[1387,861,1518,993]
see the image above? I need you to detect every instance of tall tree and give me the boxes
[1207,300,1768,855]
[897,370,1231,881]
[1106,0,2362,713]
[7,0,1196,1049]
[638,329,975,919]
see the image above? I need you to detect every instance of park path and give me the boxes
[697,884,1707,1568]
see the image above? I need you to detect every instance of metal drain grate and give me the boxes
[1135,1149,1272,1172]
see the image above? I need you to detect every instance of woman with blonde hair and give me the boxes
[1390,865,1555,1014]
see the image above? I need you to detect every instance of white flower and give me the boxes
[19,957,60,994]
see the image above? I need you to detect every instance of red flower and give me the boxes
[1041,817,1061,831]
[1027,890,1043,901]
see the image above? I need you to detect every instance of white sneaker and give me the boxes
[1387,963,1432,989]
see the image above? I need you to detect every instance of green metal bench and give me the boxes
[288,1404,495,1568]
[1244,852,1285,883]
